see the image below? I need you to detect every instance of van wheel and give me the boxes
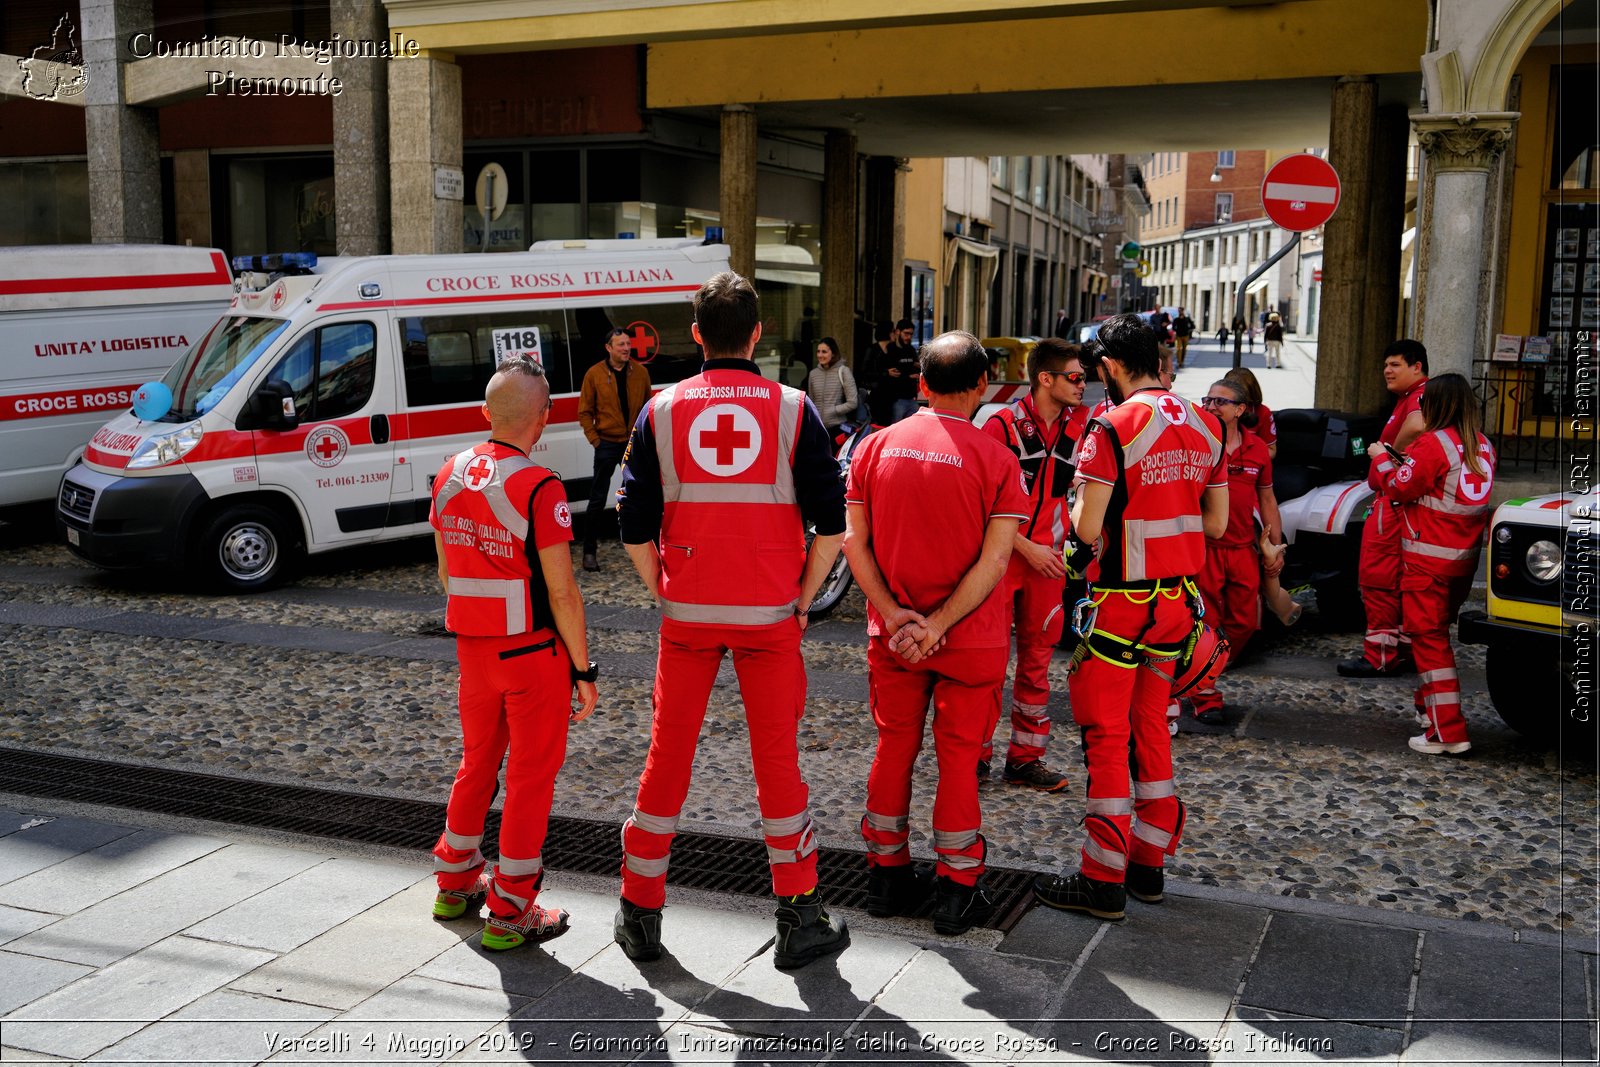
[1486,641,1569,745]
[197,505,292,592]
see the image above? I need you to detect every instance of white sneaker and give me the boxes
[1408,733,1471,755]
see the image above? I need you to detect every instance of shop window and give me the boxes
[265,321,376,421]
[568,301,701,387]
[1560,147,1600,190]
[463,152,527,252]
[224,155,336,257]
[397,310,574,406]
[528,149,581,241]
[0,160,89,244]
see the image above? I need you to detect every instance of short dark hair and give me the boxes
[1383,338,1428,375]
[604,327,629,344]
[1096,313,1161,380]
[873,322,893,343]
[693,272,760,357]
[894,318,913,331]
[1027,338,1080,384]
[920,331,989,395]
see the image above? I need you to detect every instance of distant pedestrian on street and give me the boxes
[1366,374,1496,755]
[886,318,922,422]
[1216,323,1230,347]
[428,357,598,951]
[1033,313,1227,922]
[577,328,651,572]
[615,271,851,970]
[1053,308,1072,339]
[1171,308,1195,369]
[1232,315,1251,352]
[1263,313,1285,368]
[806,336,859,439]
[844,331,1030,935]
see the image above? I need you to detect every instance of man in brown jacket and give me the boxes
[577,328,652,571]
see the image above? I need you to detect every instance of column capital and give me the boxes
[1410,111,1519,172]
[722,103,755,114]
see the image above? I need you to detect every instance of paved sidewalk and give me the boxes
[1170,335,1316,411]
[0,802,1592,1066]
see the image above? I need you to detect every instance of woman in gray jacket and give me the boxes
[805,336,858,438]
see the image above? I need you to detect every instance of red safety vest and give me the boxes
[1088,390,1223,584]
[650,369,807,626]
[988,397,1086,550]
[431,443,557,637]
[1380,428,1497,577]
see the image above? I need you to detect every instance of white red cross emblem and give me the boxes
[1458,457,1492,502]
[305,425,348,468]
[1156,394,1189,426]
[688,403,761,477]
[463,454,496,491]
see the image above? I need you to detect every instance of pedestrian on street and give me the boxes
[1171,309,1195,369]
[577,328,651,572]
[979,338,1088,793]
[1232,315,1252,352]
[1191,378,1284,723]
[1033,313,1227,922]
[886,318,922,423]
[1215,323,1230,347]
[614,271,851,970]
[805,336,858,440]
[428,357,599,951]
[1339,340,1429,679]
[1263,312,1285,368]
[1053,308,1072,339]
[843,331,1030,935]
[1365,373,1496,755]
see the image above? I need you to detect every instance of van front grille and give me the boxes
[58,479,94,523]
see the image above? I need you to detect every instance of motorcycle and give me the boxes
[803,420,876,618]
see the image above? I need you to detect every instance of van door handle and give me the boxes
[371,413,390,445]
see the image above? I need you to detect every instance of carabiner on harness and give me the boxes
[1071,596,1099,639]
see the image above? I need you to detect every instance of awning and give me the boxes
[1244,274,1271,296]
[943,234,999,280]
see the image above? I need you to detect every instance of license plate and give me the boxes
[66,528,80,546]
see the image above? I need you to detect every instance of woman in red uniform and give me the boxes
[1366,373,1496,754]
[1224,367,1277,459]
[1191,379,1283,723]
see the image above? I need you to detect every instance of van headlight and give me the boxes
[1525,539,1562,584]
[126,422,205,469]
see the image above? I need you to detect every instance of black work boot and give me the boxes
[772,889,850,970]
[1126,863,1165,904]
[613,897,663,961]
[1032,871,1126,921]
[865,864,933,918]
[931,876,996,936]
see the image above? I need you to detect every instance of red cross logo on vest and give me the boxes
[688,403,762,476]
[305,424,349,468]
[464,454,496,492]
[1157,394,1189,426]
[1459,464,1491,502]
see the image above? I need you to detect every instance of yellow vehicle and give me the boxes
[979,336,1039,383]
[1457,491,1596,741]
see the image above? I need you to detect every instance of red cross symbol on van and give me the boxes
[627,321,660,363]
[464,455,495,490]
[314,435,342,461]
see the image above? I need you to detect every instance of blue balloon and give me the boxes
[131,381,173,422]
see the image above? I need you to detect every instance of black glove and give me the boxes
[1063,536,1094,581]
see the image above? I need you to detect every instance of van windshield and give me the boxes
[159,316,289,422]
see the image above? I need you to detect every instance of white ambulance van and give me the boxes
[1,245,233,509]
[57,238,729,590]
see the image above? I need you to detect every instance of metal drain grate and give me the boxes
[0,746,1034,931]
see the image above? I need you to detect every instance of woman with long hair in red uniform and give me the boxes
[1365,373,1496,754]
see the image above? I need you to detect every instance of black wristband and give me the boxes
[572,660,599,683]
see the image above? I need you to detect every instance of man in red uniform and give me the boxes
[615,272,850,970]
[1366,373,1496,753]
[429,357,599,951]
[1340,340,1429,678]
[1034,314,1227,920]
[978,339,1087,792]
[844,331,1030,935]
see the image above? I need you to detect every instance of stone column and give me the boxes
[1412,111,1517,378]
[332,0,390,255]
[81,0,160,243]
[1315,76,1375,412]
[863,155,908,328]
[822,130,858,365]
[719,105,757,280]
[171,149,210,247]
[388,53,461,255]
[1355,104,1411,412]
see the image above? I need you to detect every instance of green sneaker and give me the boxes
[431,870,489,922]
[482,901,571,951]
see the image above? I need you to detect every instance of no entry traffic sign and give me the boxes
[1261,154,1341,231]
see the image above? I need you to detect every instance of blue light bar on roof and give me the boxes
[231,252,317,273]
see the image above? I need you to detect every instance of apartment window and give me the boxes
[1217,150,1236,169]
[1215,192,1233,223]
[1013,156,1029,199]
[1032,156,1047,208]
[991,156,1007,188]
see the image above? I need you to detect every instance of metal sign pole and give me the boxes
[1232,231,1300,370]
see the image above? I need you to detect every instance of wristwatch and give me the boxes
[572,660,599,683]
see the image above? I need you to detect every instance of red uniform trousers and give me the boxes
[981,566,1066,767]
[432,632,571,920]
[1405,569,1475,744]
[620,618,818,909]
[1192,544,1261,714]
[861,639,1007,886]
[1068,588,1191,882]
[1359,497,1412,669]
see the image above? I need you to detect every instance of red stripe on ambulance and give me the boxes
[3,384,141,422]
[0,253,231,296]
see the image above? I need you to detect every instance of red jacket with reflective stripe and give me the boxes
[1075,390,1225,584]
[983,397,1086,550]
[649,369,807,627]
[1372,427,1496,577]
[430,442,556,637]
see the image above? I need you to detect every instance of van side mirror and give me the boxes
[244,380,299,431]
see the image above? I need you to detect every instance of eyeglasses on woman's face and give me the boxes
[1201,395,1240,408]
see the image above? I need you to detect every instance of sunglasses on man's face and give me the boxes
[1048,372,1086,384]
